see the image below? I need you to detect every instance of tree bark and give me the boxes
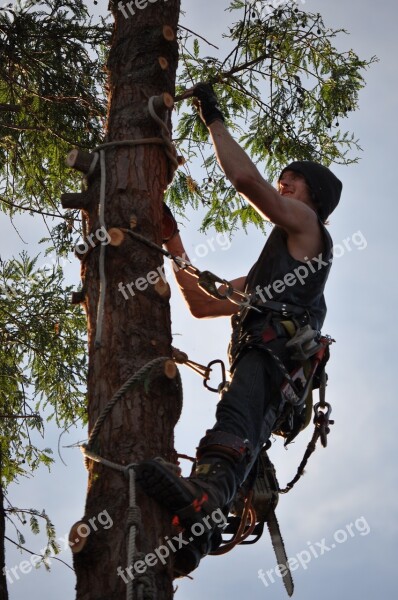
[0,454,9,600]
[73,2,181,599]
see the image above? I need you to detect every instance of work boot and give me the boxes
[135,431,252,577]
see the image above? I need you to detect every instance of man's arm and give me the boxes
[164,233,245,318]
[207,121,323,261]
[208,121,315,230]
[189,83,322,255]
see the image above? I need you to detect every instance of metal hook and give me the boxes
[203,359,227,393]
[197,270,234,300]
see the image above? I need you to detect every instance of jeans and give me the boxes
[208,337,295,481]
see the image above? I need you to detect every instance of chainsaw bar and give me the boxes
[267,509,294,597]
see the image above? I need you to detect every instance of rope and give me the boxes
[147,96,179,180]
[94,149,107,348]
[121,228,256,313]
[278,427,320,494]
[278,402,333,494]
[122,228,192,271]
[126,466,139,600]
[86,356,172,450]
[211,491,256,556]
[81,446,153,600]
[263,347,301,401]
[90,96,179,348]
[172,346,210,378]
[81,354,183,600]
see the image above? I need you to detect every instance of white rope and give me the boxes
[148,96,179,177]
[94,149,107,348]
[126,466,139,600]
[81,446,127,472]
[91,96,179,348]
[86,151,99,178]
[81,446,154,600]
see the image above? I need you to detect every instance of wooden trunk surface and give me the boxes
[73,2,182,598]
[0,472,9,600]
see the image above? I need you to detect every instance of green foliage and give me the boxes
[169,0,377,232]
[4,505,60,569]
[0,252,87,488]
[0,0,377,238]
[0,0,110,242]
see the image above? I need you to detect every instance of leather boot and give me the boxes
[135,431,253,577]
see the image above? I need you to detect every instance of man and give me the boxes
[137,83,342,575]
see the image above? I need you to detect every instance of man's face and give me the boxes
[278,170,313,206]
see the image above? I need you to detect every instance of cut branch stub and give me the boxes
[152,92,174,114]
[158,56,169,70]
[66,149,99,176]
[71,290,86,305]
[164,359,177,380]
[61,192,90,210]
[108,228,125,247]
[69,521,90,554]
[162,25,175,41]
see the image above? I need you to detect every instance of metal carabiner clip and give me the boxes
[313,401,332,421]
[313,401,333,447]
[203,359,227,393]
[197,271,234,300]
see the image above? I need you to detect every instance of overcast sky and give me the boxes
[2,0,397,599]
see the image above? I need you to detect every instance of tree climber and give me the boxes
[136,83,342,576]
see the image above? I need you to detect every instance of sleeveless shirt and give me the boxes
[244,222,333,330]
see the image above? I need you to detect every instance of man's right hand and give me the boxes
[192,83,225,127]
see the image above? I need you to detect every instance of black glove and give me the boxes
[192,82,225,127]
[162,203,179,243]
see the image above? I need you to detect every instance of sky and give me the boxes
[1,0,398,599]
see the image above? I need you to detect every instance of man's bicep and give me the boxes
[237,176,311,232]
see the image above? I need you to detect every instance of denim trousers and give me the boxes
[209,340,293,472]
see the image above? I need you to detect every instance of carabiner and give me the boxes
[313,401,332,421]
[198,271,234,300]
[313,401,333,447]
[204,359,227,393]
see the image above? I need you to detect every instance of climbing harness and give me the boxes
[206,329,334,597]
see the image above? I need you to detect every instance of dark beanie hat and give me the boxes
[279,160,342,221]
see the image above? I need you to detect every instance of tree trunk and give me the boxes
[73,2,181,598]
[0,454,9,600]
